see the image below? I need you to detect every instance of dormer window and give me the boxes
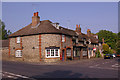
[52,23,59,29]
[17,37,21,43]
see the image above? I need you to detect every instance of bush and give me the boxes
[108,49,113,54]
[96,50,101,58]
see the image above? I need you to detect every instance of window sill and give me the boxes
[16,43,20,44]
[15,57,22,58]
[46,56,60,58]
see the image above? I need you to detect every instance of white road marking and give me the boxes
[2,71,31,79]
[89,66,118,70]
[112,64,120,67]
[7,75,13,78]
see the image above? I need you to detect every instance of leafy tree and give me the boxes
[102,44,109,54]
[0,20,12,40]
[102,43,113,54]
[116,41,120,54]
[116,32,120,54]
[117,32,120,40]
[96,30,117,50]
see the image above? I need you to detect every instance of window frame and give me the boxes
[15,50,22,57]
[62,35,65,42]
[17,37,21,44]
[46,49,60,58]
[66,48,71,57]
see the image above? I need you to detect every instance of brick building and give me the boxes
[8,12,103,62]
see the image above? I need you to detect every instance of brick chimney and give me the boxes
[32,12,40,27]
[75,24,81,34]
[87,29,91,37]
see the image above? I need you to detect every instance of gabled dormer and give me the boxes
[52,22,60,29]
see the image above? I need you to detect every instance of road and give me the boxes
[2,58,120,79]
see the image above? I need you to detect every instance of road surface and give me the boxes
[2,58,120,79]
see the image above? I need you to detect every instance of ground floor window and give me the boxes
[83,48,87,56]
[15,50,22,57]
[46,49,60,58]
[74,48,80,57]
[66,48,71,57]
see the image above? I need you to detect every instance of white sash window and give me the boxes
[15,50,22,57]
[66,49,71,57]
[17,37,21,43]
[62,35,65,42]
[46,49,60,58]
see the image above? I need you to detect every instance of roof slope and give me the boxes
[59,26,77,36]
[9,19,99,44]
[9,20,64,37]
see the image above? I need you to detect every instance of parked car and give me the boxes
[111,54,116,58]
[116,54,120,57]
[104,54,113,59]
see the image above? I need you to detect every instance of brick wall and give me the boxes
[41,34,61,62]
[22,35,40,62]
[9,35,40,62]
[9,34,72,62]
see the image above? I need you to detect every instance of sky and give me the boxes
[2,2,118,34]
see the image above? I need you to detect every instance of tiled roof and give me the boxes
[59,26,77,36]
[9,19,99,44]
[9,20,63,37]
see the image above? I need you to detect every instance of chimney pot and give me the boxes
[36,12,38,16]
[76,24,78,28]
[87,29,91,36]
[79,24,80,28]
[34,13,36,16]
[75,24,81,34]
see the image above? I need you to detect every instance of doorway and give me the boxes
[62,50,65,61]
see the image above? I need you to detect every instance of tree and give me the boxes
[102,43,113,54]
[117,32,120,40]
[96,30,117,50]
[0,20,12,40]
[102,44,109,54]
[116,41,120,54]
[116,32,120,54]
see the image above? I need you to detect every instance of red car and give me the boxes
[116,54,120,57]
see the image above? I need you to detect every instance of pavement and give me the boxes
[2,57,120,79]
